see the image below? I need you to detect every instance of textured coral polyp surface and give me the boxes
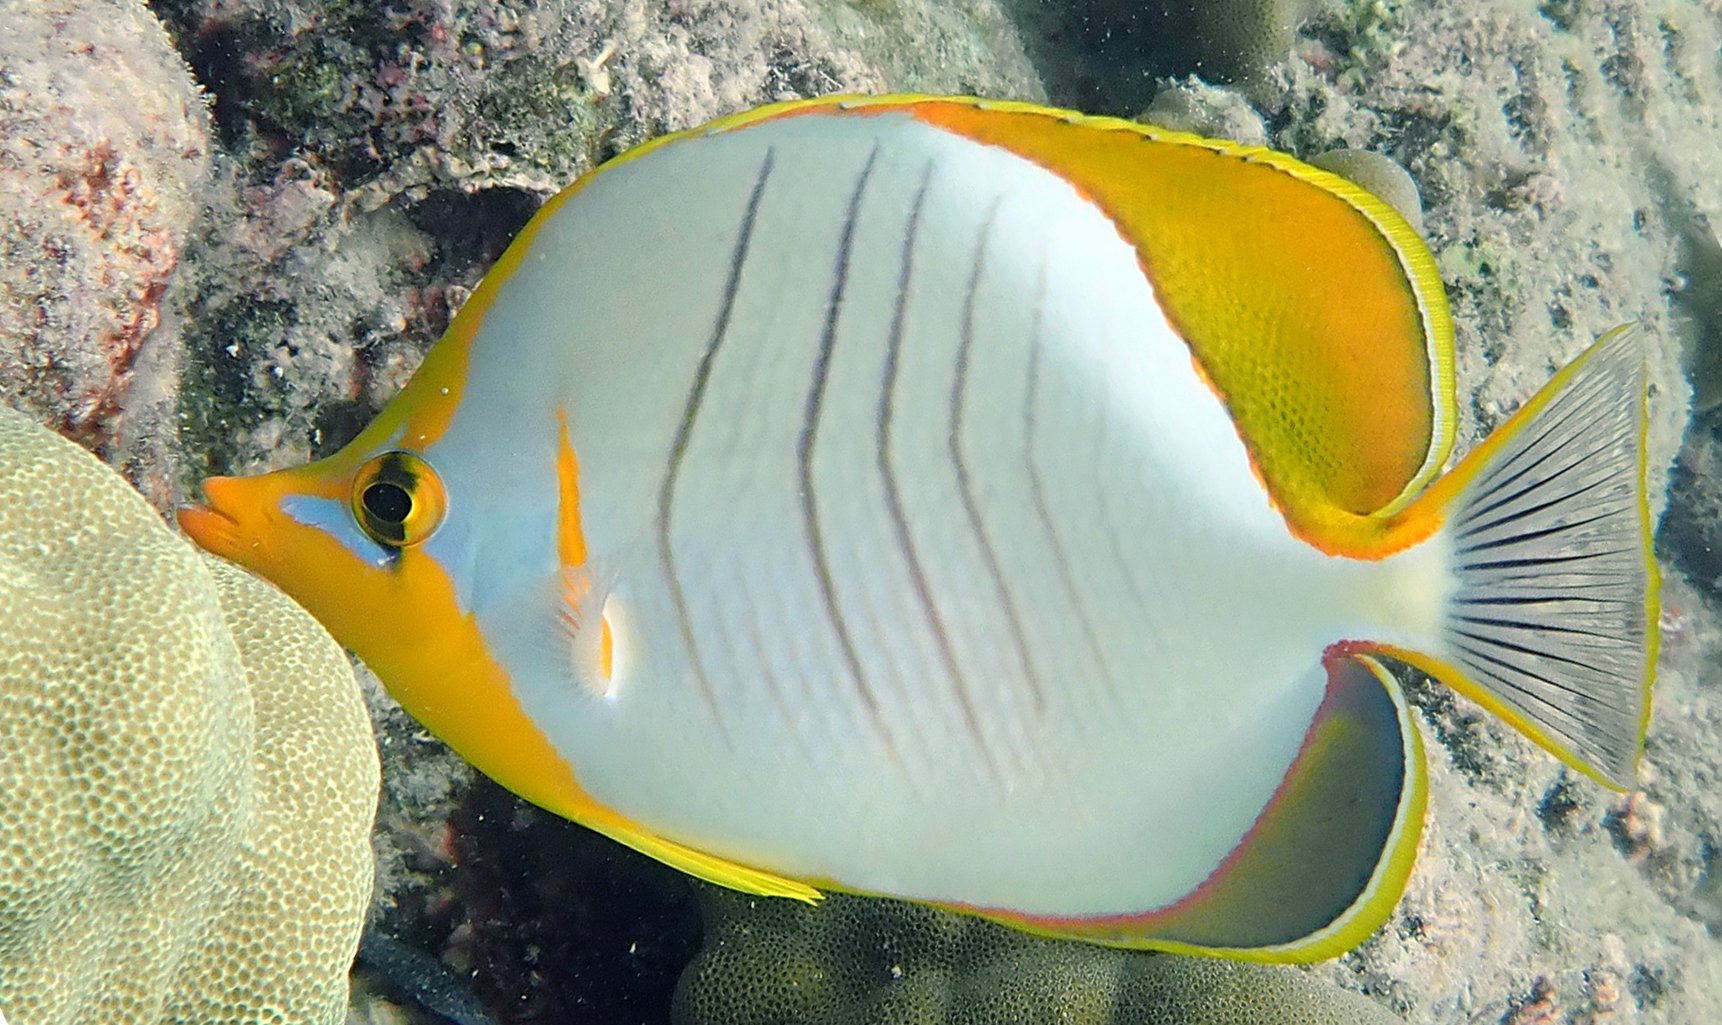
[0,406,379,1025]
[674,889,1403,1025]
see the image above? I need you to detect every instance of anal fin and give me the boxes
[1009,654,1426,962]
[560,792,823,903]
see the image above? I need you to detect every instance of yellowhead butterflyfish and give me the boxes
[180,95,1657,962]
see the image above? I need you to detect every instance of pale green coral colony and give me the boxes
[0,406,379,1025]
[675,890,1404,1025]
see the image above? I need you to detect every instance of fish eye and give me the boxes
[362,481,412,523]
[351,450,446,548]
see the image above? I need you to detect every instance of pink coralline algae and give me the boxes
[0,0,211,460]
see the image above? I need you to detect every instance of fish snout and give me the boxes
[177,476,269,567]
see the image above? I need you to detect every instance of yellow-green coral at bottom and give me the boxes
[675,888,1405,1025]
[0,406,379,1025]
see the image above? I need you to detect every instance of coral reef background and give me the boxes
[4,0,1722,1022]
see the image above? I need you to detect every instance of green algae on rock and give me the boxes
[673,888,1403,1025]
[0,406,379,1025]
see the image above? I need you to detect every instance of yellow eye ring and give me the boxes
[351,450,446,548]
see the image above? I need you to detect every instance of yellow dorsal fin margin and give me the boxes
[717,95,1458,555]
[473,94,1456,555]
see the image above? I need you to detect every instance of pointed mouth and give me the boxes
[176,477,259,563]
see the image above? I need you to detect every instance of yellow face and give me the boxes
[182,424,652,844]
[176,301,629,829]
[176,445,458,686]
[176,276,499,677]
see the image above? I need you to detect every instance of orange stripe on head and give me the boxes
[554,407,613,684]
[181,440,647,851]
[555,408,588,567]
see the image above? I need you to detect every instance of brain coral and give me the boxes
[674,888,1403,1025]
[0,405,378,1024]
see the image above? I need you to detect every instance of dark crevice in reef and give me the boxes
[442,778,702,1025]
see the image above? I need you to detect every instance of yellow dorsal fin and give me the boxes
[738,96,1456,551]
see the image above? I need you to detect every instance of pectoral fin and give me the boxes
[555,561,617,697]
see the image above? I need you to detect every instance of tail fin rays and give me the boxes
[1421,326,1656,788]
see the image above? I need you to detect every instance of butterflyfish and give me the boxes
[180,95,1658,962]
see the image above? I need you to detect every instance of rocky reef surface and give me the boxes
[4,0,1722,1022]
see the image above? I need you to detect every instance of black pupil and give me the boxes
[363,481,413,524]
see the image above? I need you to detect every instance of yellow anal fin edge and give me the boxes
[963,653,1425,963]
[583,814,824,903]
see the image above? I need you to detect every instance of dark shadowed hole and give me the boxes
[409,188,544,283]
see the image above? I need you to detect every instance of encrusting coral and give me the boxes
[673,888,1404,1025]
[1181,0,1330,92]
[0,405,378,1024]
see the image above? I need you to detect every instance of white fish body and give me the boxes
[182,96,1656,961]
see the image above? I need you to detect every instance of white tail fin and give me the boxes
[1397,327,1657,787]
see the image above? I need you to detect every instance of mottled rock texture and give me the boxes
[149,0,1042,486]
[0,0,211,503]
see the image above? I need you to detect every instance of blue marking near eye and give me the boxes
[281,494,396,569]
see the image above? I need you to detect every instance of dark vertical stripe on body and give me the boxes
[1020,258,1119,703]
[655,149,776,723]
[798,145,897,757]
[876,162,999,772]
[1090,338,1157,659]
[951,198,1047,716]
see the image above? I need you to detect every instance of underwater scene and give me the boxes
[3,0,1722,1022]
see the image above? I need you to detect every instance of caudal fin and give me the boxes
[1398,327,1657,788]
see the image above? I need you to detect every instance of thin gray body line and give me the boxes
[875,161,1001,777]
[737,594,820,765]
[655,149,776,727]
[950,196,1048,718]
[1019,256,1122,709]
[797,144,898,759]
[1090,328,1157,657]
